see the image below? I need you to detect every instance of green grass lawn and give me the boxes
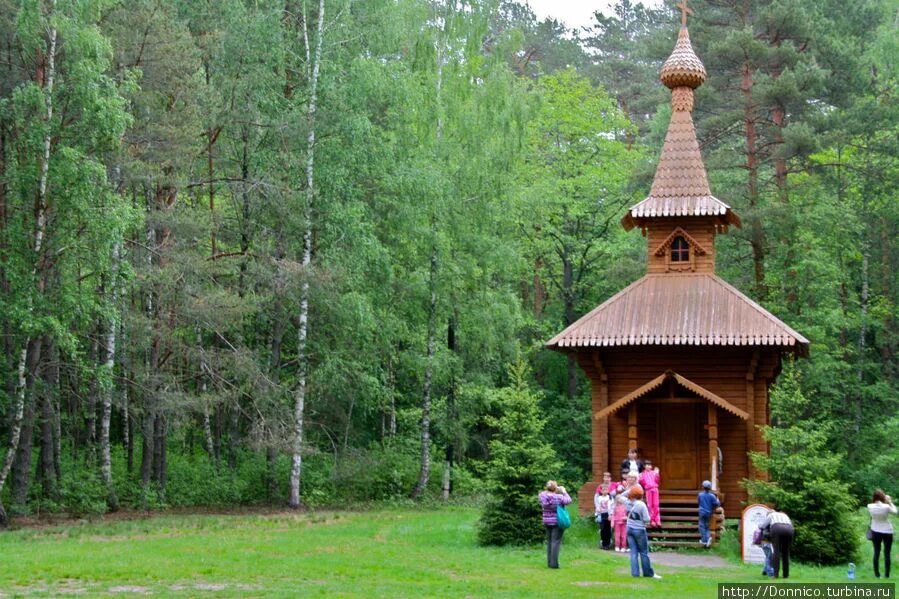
[0,505,886,598]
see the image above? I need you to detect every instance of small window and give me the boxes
[670,236,689,262]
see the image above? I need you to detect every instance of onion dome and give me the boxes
[660,26,707,89]
[621,20,740,232]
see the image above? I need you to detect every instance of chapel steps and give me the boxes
[647,490,724,548]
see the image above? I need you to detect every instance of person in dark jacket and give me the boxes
[538,480,572,569]
[620,448,644,475]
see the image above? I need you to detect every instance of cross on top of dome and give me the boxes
[677,0,693,27]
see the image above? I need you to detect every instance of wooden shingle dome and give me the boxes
[660,26,707,89]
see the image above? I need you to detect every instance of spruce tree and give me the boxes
[746,362,860,565]
[478,360,560,546]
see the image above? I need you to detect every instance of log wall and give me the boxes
[576,347,780,515]
[644,217,720,274]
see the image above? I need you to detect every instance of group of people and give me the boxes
[540,477,661,578]
[540,449,664,578]
[753,508,795,579]
[592,467,661,553]
[750,489,895,580]
[540,449,895,582]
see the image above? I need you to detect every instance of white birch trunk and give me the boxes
[442,460,451,501]
[412,226,437,499]
[412,2,450,500]
[0,14,57,511]
[289,0,325,509]
[118,296,130,470]
[100,242,120,509]
[202,404,215,460]
[388,357,397,436]
[122,380,129,463]
[195,321,216,464]
[855,241,869,438]
[199,360,215,463]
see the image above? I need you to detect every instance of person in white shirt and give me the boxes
[868,489,897,579]
[594,487,612,549]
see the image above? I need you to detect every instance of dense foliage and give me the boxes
[0,0,896,548]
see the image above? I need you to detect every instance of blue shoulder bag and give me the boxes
[556,503,571,530]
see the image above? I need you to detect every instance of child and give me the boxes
[594,487,612,550]
[613,491,629,552]
[761,540,775,577]
[752,525,774,576]
[599,471,613,495]
[640,460,661,528]
[697,480,721,547]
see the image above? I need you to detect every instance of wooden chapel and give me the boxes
[545,10,809,535]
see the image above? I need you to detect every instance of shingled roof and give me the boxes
[621,26,740,231]
[545,274,809,355]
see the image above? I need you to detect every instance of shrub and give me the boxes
[330,440,421,503]
[60,469,108,518]
[478,360,560,546]
[162,450,300,507]
[746,362,859,565]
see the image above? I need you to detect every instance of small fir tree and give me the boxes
[478,360,561,546]
[746,361,859,565]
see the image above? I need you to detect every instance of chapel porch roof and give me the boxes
[593,370,750,421]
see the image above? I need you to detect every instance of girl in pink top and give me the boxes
[613,492,629,551]
[640,460,661,527]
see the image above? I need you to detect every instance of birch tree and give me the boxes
[0,1,57,526]
[411,0,454,501]
[100,242,121,510]
[289,0,326,509]
[0,0,132,524]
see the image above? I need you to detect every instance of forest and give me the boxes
[0,0,896,526]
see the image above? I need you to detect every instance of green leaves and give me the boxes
[2,0,135,339]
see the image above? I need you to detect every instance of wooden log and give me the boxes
[628,403,637,449]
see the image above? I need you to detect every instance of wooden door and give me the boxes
[658,403,699,489]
